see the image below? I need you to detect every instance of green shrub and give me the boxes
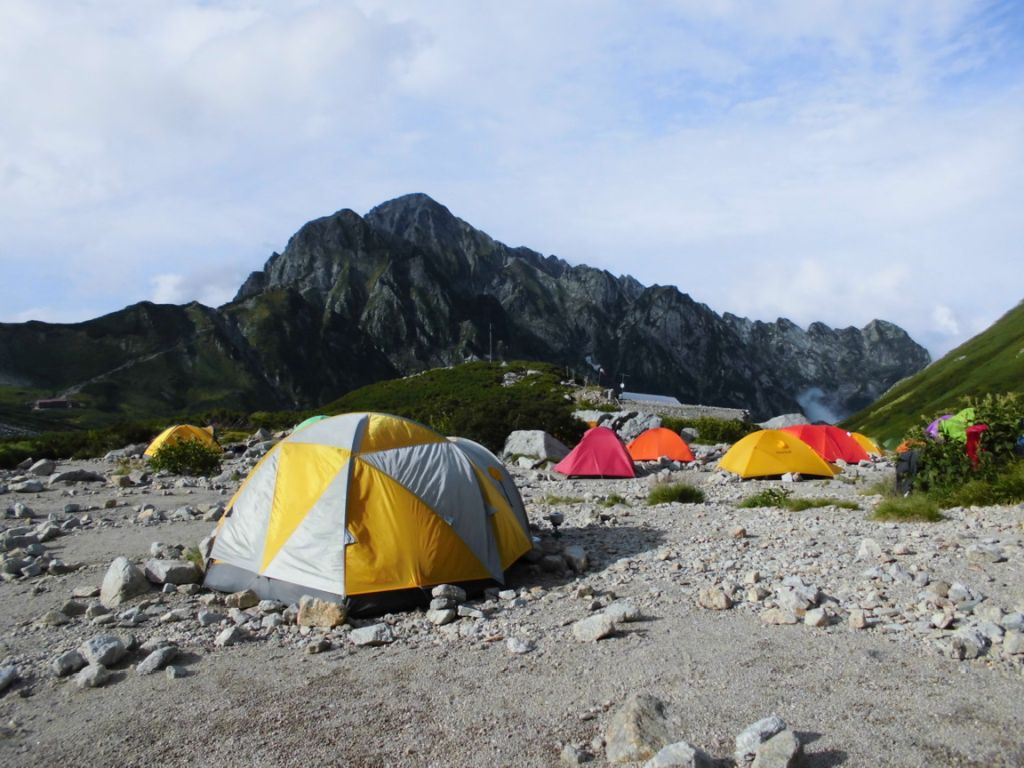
[599,493,629,507]
[647,483,705,505]
[738,487,793,508]
[738,487,858,511]
[659,416,756,444]
[937,461,1024,508]
[911,392,1024,498]
[871,495,943,522]
[787,498,860,512]
[148,439,222,476]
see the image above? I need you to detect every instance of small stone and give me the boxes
[0,666,17,693]
[605,694,672,764]
[306,637,332,654]
[855,538,882,562]
[198,610,226,627]
[79,635,127,666]
[28,459,56,476]
[165,665,187,679]
[848,609,868,630]
[225,589,259,610]
[35,610,70,627]
[604,600,642,623]
[572,613,617,642]
[72,585,100,599]
[431,584,467,602]
[75,664,110,689]
[561,743,591,766]
[564,545,589,572]
[297,596,347,628]
[51,650,87,677]
[950,629,989,660]
[697,587,733,611]
[1003,631,1024,655]
[735,715,787,764]
[506,637,535,655]
[427,608,457,626]
[349,623,395,647]
[143,559,200,585]
[760,608,798,625]
[731,526,747,539]
[215,626,248,647]
[99,557,150,608]
[752,730,802,768]
[429,597,456,611]
[803,608,828,628]
[644,740,714,768]
[137,646,178,675]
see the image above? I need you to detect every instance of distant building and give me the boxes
[619,392,683,407]
[33,398,83,410]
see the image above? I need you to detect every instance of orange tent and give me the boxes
[781,424,869,464]
[627,428,694,462]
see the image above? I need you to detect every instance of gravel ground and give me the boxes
[1,450,1023,767]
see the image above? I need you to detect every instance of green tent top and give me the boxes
[939,407,976,443]
[293,414,328,432]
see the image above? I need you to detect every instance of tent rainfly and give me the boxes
[145,424,220,457]
[718,429,838,479]
[627,427,694,462]
[554,427,636,478]
[204,413,531,614]
[780,424,870,464]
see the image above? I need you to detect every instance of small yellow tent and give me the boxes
[145,424,220,457]
[719,429,838,479]
[850,432,882,456]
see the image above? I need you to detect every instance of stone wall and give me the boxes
[620,401,750,422]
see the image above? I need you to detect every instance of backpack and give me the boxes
[895,449,920,496]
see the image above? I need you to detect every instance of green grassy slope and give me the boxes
[322,360,585,453]
[843,300,1024,444]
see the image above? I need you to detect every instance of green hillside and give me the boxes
[843,300,1024,444]
[322,360,585,453]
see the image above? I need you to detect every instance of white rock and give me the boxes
[349,623,395,647]
[735,715,787,764]
[572,613,616,642]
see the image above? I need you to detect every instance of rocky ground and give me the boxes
[1,439,1022,767]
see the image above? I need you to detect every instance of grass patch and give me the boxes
[787,498,860,512]
[871,495,944,522]
[647,483,705,505]
[738,487,792,508]
[598,493,629,507]
[542,494,584,505]
[739,487,859,511]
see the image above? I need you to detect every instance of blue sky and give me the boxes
[1,1,1022,357]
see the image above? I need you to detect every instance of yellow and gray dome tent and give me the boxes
[204,413,532,612]
[719,429,838,479]
[850,431,882,456]
[145,424,220,457]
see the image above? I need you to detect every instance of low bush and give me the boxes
[599,493,629,507]
[647,483,705,505]
[738,487,792,508]
[871,495,943,522]
[739,487,858,511]
[787,498,860,512]
[148,439,222,476]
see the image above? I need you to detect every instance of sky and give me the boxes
[1,1,1022,358]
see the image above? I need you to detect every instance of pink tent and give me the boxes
[554,427,636,478]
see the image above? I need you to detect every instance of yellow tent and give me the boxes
[204,413,532,613]
[144,424,220,457]
[850,432,882,456]
[719,429,838,479]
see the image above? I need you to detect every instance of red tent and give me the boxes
[627,427,694,462]
[554,427,636,478]
[781,424,870,464]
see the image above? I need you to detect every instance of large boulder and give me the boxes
[501,431,569,464]
[758,413,809,430]
[100,557,150,608]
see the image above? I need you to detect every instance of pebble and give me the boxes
[572,613,616,642]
